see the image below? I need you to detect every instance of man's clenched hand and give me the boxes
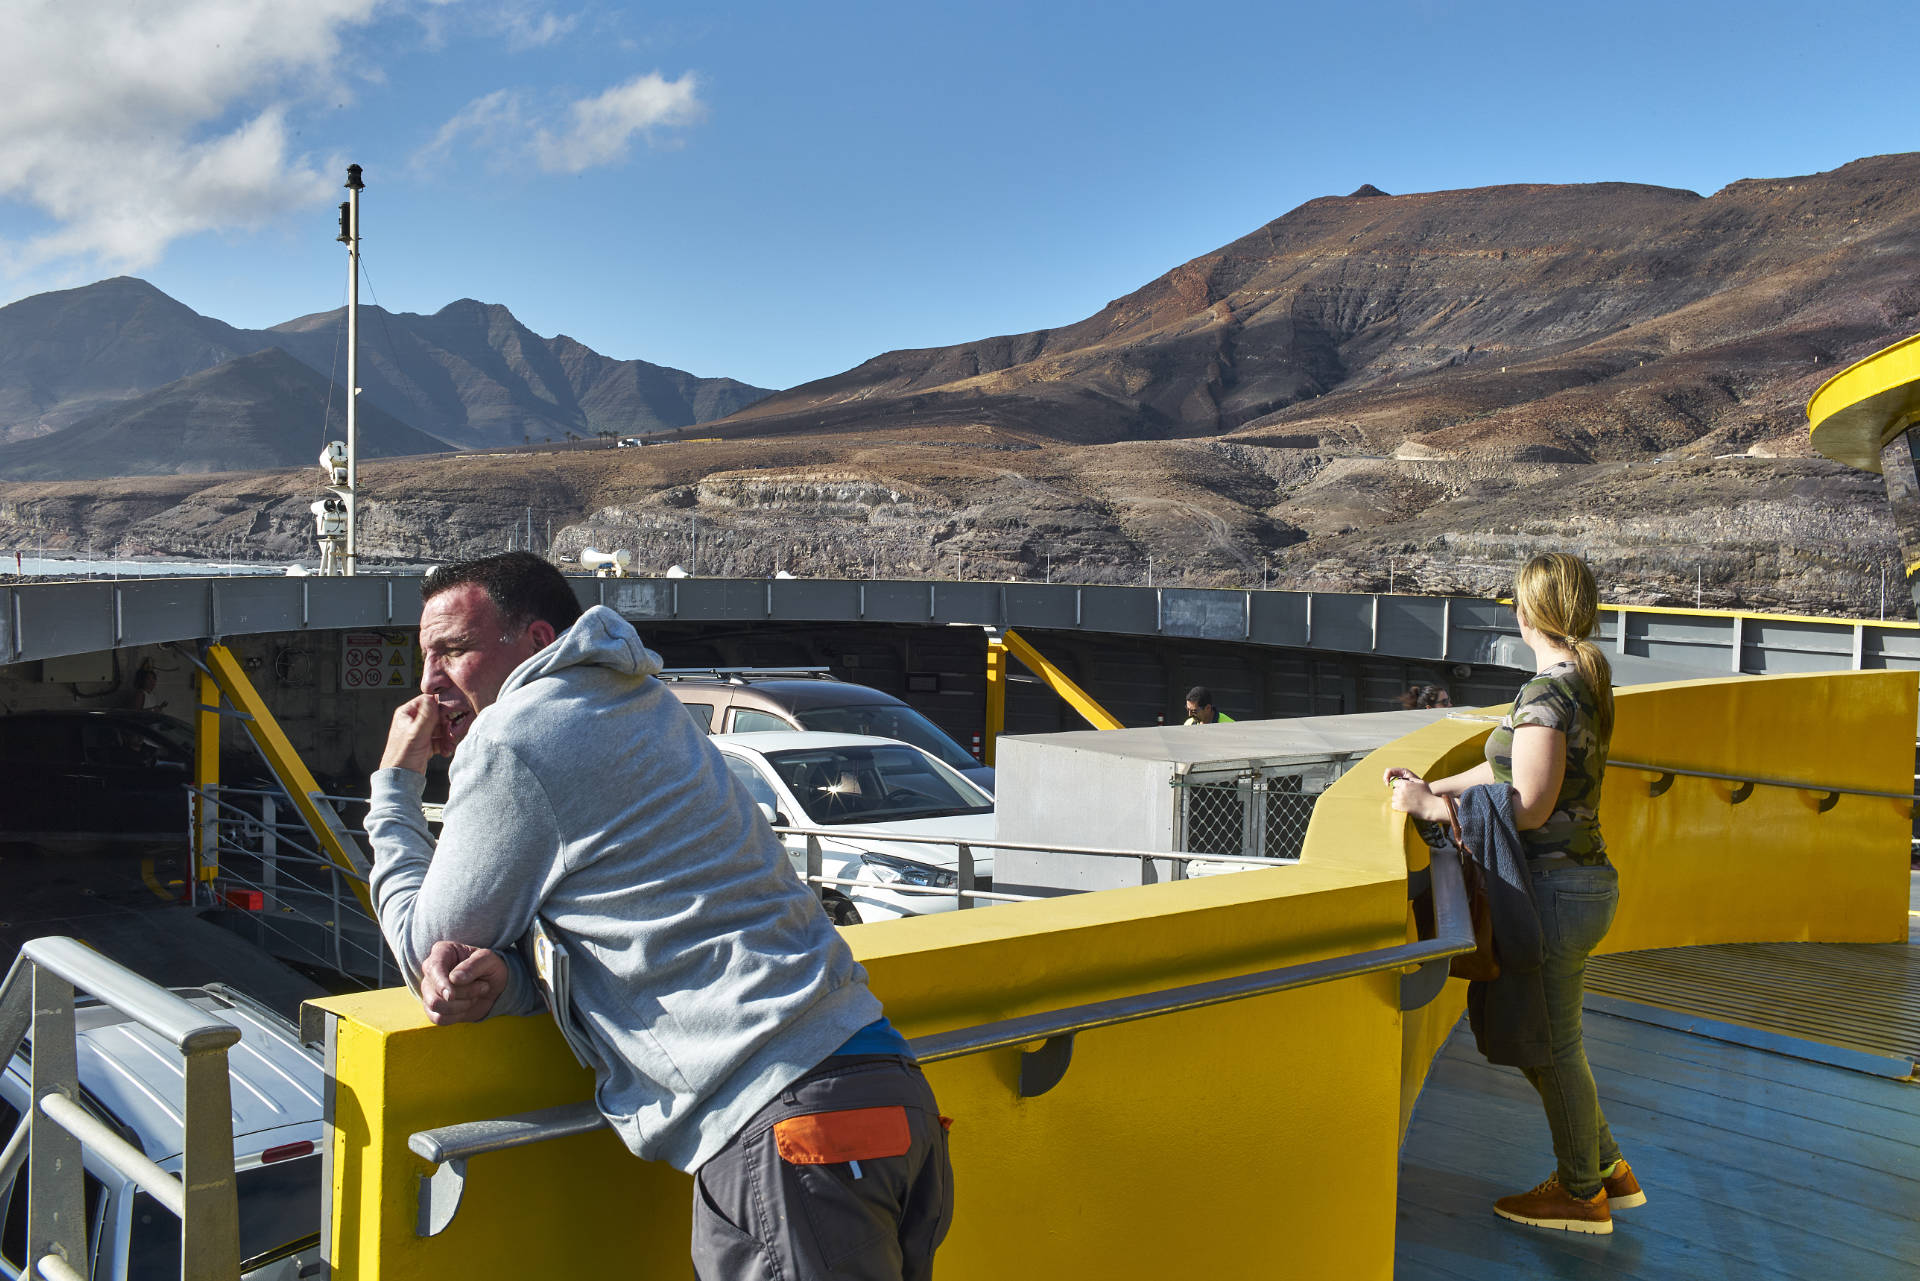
[382,695,449,773]
[420,940,507,1025]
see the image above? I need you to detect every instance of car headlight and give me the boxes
[859,852,957,888]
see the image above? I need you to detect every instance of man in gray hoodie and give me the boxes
[365,552,953,1280]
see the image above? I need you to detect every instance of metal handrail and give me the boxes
[0,937,244,1280]
[774,824,1297,869]
[1608,758,1920,803]
[803,871,1034,904]
[409,1100,612,1167]
[9,938,241,1054]
[780,824,1293,916]
[194,785,389,987]
[909,841,1472,1071]
[399,845,1473,1236]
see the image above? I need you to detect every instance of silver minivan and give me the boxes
[661,669,995,792]
[0,984,324,1280]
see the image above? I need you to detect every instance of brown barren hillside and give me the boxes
[5,155,1919,615]
[724,154,1920,458]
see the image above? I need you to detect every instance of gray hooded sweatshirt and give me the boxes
[366,605,883,1171]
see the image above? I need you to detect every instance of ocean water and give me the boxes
[7,554,304,578]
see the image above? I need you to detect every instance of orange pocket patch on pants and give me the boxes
[773,1106,912,1165]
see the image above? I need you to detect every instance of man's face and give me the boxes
[1186,701,1205,721]
[418,584,553,752]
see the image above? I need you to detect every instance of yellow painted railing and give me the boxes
[1807,328,1920,473]
[311,670,1913,1280]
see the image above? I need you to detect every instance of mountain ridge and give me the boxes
[0,280,773,469]
[715,153,1920,461]
[0,347,450,481]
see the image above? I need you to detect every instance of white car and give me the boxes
[0,984,324,1280]
[712,732,996,924]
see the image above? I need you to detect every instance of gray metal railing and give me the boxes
[1609,758,1920,807]
[779,824,1302,916]
[398,843,1473,1236]
[0,937,244,1281]
[192,785,392,986]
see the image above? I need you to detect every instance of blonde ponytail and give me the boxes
[1568,637,1614,743]
[1514,553,1614,743]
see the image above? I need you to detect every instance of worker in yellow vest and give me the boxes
[1184,685,1235,725]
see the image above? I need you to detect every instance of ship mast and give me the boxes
[316,165,364,575]
[342,164,364,575]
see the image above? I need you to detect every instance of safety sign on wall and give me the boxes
[341,632,415,692]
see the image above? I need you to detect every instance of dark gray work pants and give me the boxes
[691,1055,953,1281]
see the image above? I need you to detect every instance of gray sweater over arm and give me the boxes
[366,605,882,1172]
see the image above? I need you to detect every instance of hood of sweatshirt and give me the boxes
[500,604,663,698]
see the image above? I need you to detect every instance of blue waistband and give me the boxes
[831,1016,913,1060]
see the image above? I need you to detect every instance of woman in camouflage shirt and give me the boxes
[1385,552,1643,1235]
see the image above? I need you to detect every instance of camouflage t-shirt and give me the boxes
[1483,661,1609,864]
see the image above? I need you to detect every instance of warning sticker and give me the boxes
[342,631,415,692]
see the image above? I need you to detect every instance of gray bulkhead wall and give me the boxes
[0,596,1501,796]
[7,575,1918,798]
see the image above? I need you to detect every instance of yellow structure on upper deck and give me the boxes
[1808,329,1920,473]
[311,668,1913,1280]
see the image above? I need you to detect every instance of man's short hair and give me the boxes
[1185,685,1214,709]
[423,552,584,633]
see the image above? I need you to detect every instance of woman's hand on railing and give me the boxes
[1385,772,1451,824]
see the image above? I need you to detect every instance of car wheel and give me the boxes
[821,890,863,927]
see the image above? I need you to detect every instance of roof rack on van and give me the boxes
[656,666,838,686]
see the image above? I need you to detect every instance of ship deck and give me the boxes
[1396,878,1920,1279]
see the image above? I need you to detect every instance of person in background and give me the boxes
[1383,552,1641,1235]
[365,553,953,1280]
[1183,685,1234,725]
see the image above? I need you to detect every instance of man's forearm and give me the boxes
[365,766,539,1015]
[365,767,440,992]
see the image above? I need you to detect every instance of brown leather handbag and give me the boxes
[1442,795,1501,982]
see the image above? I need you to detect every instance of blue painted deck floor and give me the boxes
[1396,1009,1920,1279]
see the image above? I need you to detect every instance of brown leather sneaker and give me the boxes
[1493,1173,1613,1235]
[1603,1158,1646,1210]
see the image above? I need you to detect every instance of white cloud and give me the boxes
[412,0,578,54]
[538,73,703,172]
[422,71,704,176]
[417,89,527,171]
[497,2,578,50]
[0,0,384,280]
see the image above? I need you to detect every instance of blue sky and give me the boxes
[1,0,1914,391]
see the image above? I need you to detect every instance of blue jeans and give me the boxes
[1520,860,1623,1197]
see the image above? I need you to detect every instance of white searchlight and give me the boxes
[319,441,349,487]
[581,547,631,578]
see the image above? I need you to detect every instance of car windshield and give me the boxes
[762,745,992,826]
[139,716,196,759]
[128,1155,319,1275]
[791,704,977,772]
